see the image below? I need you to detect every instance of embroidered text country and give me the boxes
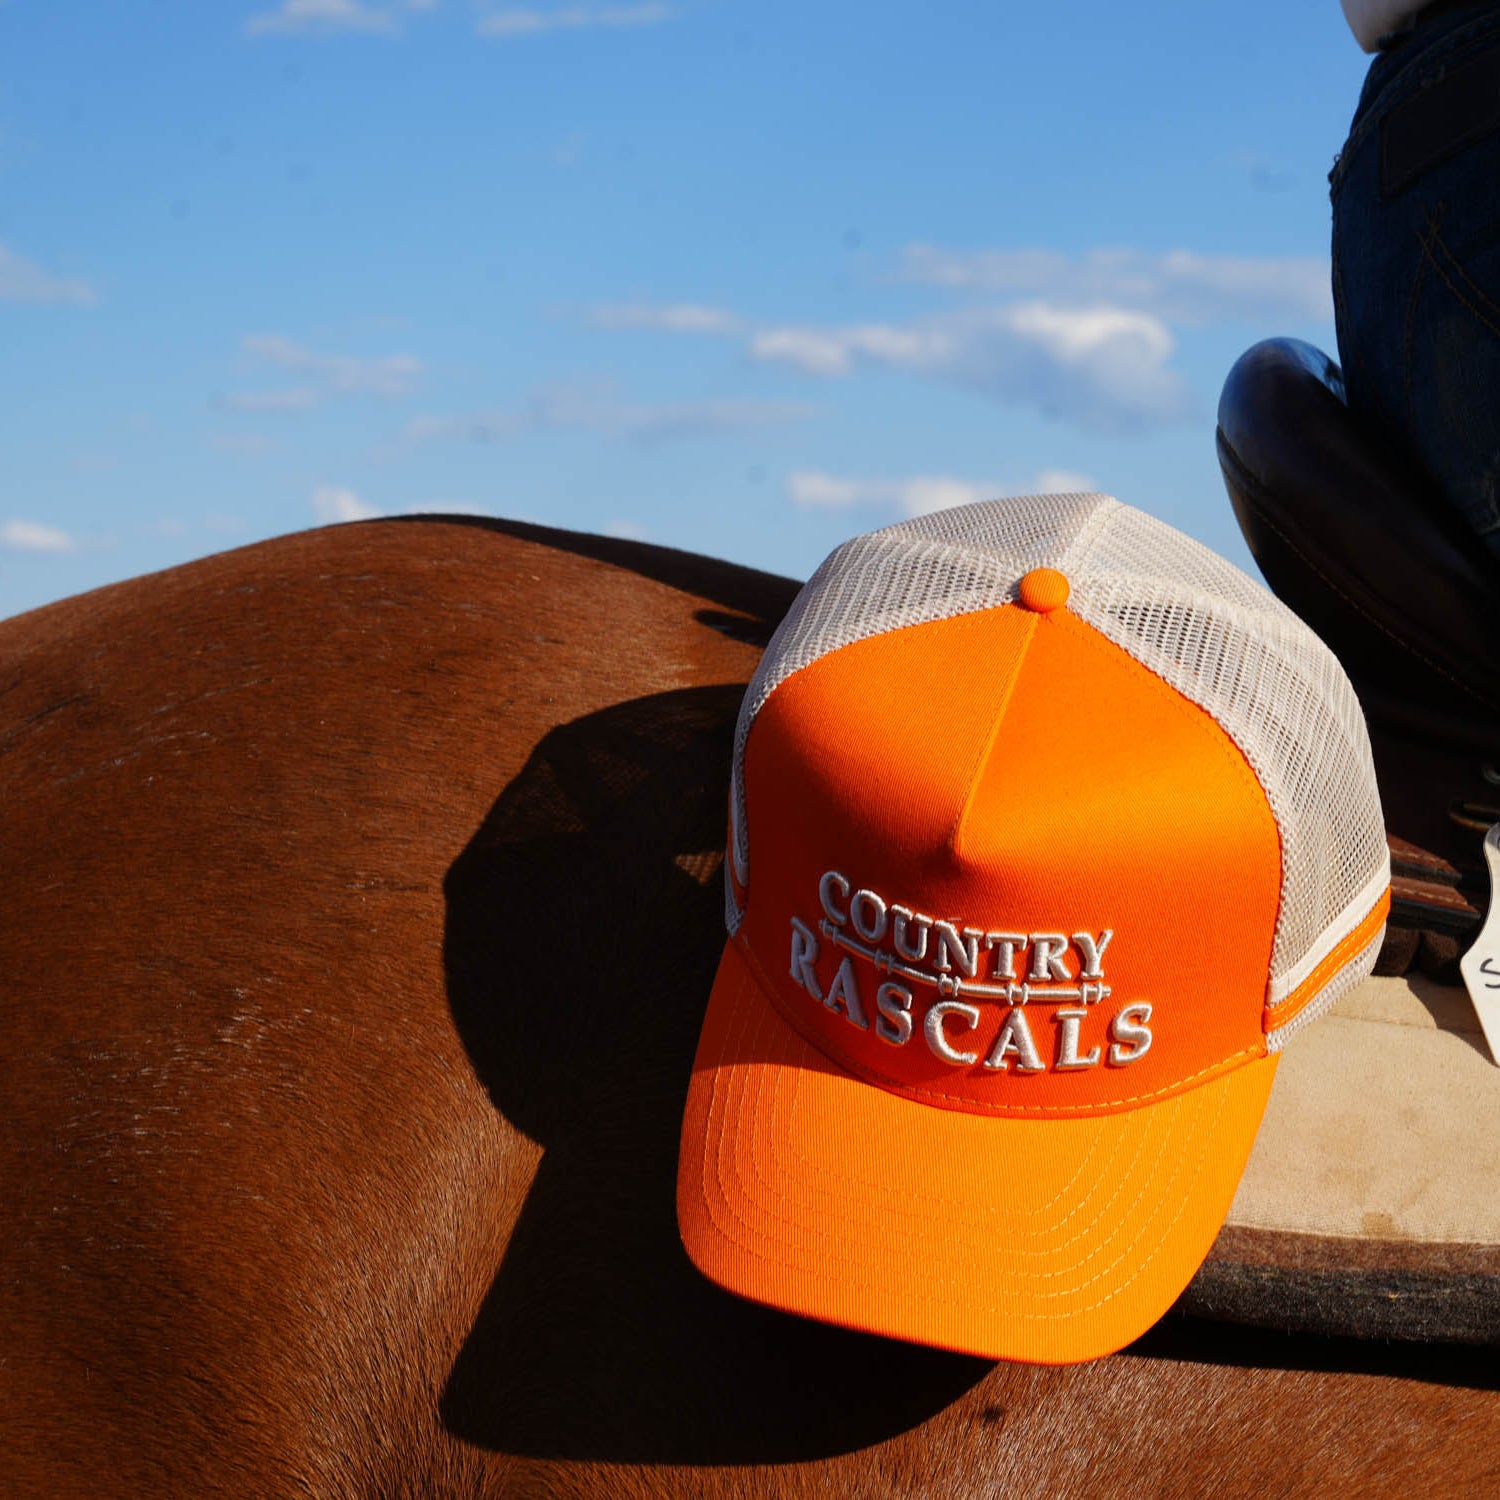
[788,869,1153,1075]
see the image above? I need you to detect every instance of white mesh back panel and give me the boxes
[729,494,1388,1048]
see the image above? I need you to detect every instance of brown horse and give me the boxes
[2,517,1497,1497]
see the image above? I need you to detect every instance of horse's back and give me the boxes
[3,518,1498,1498]
[0,518,786,1494]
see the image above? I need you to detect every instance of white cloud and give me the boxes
[748,327,853,377]
[901,244,1333,326]
[244,0,432,35]
[1,519,76,552]
[0,242,96,306]
[785,471,866,508]
[311,485,382,523]
[753,303,1190,432]
[589,302,740,334]
[788,471,993,518]
[224,335,421,416]
[896,477,998,517]
[788,469,1099,518]
[407,384,813,444]
[594,291,1189,431]
[478,4,671,38]
[244,334,421,396]
[592,237,1329,431]
[604,519,649,540]
[1033,467,1097,494]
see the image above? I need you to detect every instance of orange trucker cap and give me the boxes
[677,493,1390,1365]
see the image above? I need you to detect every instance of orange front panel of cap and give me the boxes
[737,604,1281,1117]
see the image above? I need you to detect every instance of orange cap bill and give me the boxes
[679,937,1280,1365]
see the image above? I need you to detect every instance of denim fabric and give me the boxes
[1331,3,1500,555]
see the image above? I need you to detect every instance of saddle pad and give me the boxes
[1184,971,1500,1343]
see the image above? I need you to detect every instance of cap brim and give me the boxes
[677,939,1279,1365]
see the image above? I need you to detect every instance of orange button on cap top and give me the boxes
[1017,566,1070,613]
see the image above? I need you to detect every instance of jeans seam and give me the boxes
[1414,208,1500,534]
[1421,215,1500,339]
[1404,210,1438,435]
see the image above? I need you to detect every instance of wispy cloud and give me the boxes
[245,334,421,395]
[223,335,422,412]
[900,244,1333,325]
[244,0,432,36]
[751,303,1190,432]
[588,302,741,334]
[787,468,1097,518]
[1032,467,1097,495]
[0,242,96,306]
[588,241,1331,433]
[1,519,77,553]
[591,292,1191,432]
[478,4,671,38]
[407,383,814,444]
[311,485,382,523]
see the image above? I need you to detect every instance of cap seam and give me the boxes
[947,609,1038,860]
[1055,492,1120,575]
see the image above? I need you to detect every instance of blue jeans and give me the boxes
[1331,3,1500,556]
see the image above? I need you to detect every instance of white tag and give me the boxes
[1459,822,1500,1067]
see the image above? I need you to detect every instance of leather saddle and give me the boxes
[1216,337,1500,979]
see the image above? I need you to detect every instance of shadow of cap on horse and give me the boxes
[439,684,991,1463]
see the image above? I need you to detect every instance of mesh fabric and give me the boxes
[729,493,1388,1039]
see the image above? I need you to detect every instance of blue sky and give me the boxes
[1,1,1370,619]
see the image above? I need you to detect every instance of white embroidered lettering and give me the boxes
[1053,1007,1102,1070]
[924,999,981,1065]
[1109,1002,1153,1065]
[1029,933,1071,981]
[984,931,1026,980]
[890,905,931,962]
[875,981,913,1046]
[931,921,982,977]
[824,955,870,1030]
[849,888,888,943]
[800,876,1119,1027]
[983,1008,1045,1071]
[789,917,821,1000]
[819,870,851,926]
[1073,929,1113,979]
